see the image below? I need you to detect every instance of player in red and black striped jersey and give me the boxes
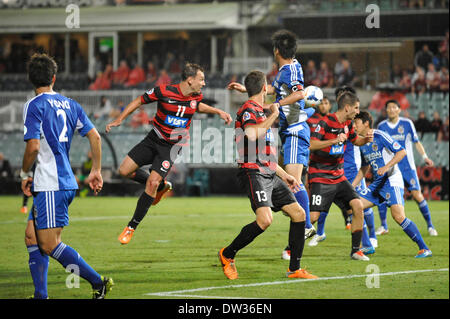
[218,70,317,280]
[106,63,232,245]
[308,91,374,260]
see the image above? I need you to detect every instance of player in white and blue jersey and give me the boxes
[352,111,431,258]
[21,53,113,299]
[376,100,437,236]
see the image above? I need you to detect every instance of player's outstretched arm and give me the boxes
[227,82,246,93]
[106,96,142,133]
[21,139,40,197]
[197,102,232,125]
[415,141,434,166]
[310,133,346,151]
[85,128,103,195]
[278,89,305,107]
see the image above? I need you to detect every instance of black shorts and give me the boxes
[128,130,182,179]
[237,169,297,213]
[309,180,359,213]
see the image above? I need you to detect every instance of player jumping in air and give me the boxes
[106,63,232,245]
[353,111,432,258]
[218,70,317,280]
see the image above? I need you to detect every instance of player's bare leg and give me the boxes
[118,155,139,179]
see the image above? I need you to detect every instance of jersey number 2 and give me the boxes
[57,109,68,142]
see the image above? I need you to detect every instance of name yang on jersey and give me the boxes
[47,99,71,110]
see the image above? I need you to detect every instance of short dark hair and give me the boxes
[337,91,359,110]
[334,86,356,99]
[385,99,400,109]
[271,30,297,60]
[244,70,266,97]
[27,53,57,88]
[181,63,204,81]
[355,111,373,128]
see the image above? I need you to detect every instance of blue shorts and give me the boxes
[401,167,421,192]
[28,190,76,230]
[281,134,310,166]
[358,183,404,208]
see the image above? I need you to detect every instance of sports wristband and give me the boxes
[20,169,33,180]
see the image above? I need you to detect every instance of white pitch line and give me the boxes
[144,268,449,298]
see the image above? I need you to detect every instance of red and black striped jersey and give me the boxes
[308,113,357,184]
[140,84,203,144]
[306,111,324,134]
[235,100,277,175]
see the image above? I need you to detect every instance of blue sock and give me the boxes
[295,186,312,228]
[364,208,377,239]
[317,212,327,236]
[50,242,103,289]
[27,245,49,299]
[378,202,388,229]
[361,223,372,248]
[400,218,428,250]
[418,200,434,228]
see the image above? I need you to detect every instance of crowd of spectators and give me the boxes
[390,31,449,94]
[413,110,449,141]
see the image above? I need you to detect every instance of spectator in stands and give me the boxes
[130,106,150,129]
[156,69,171,86]
[317,61,334,88]
[426,63,441,92]
[88,70,111,90]
[0,152,13,180]
[414,44,434,71]
[266,62,278,84]
[369,87,410,111]
[110,100,125,119]
[414,111,431,137]
[411,66,427,95]
[439,66,449,92]
[437,116,449,142]
[335,59,354,87]
[430,111,443,138]
[94,96,113,119]
[113,60,130,85]
[304,60,318,87]
[146,61,158,84]
[438,30,449,68]
[398,69,412,92]
[125,63,146,88]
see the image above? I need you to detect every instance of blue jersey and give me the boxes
[377,117,419,172]
[23,92,94,192]
[343,141,362,182]
[272,59,315,138]
[359,130,404,190]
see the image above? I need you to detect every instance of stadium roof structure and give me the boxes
[0,2,245,34]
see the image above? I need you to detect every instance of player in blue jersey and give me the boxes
[228,30,316,247]
[21,53,113,299]
[353,111,432,258]
[376,100,437,236]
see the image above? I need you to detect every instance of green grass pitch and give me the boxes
[0,195,448,299]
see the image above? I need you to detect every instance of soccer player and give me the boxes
[106,63,232,245]
[376,100,437,236]
[353,111,432,258]
[309,87,378,253]
[218,70,317,280]
[228,30,316,239]
[22,53,113,299]
[308,91,373,260]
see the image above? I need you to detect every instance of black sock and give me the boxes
[128,192,154,229]
[157,180,165,192]
[351,229,363,254]
[341,209,349,225]
[23,194,29,206]
[131,168,150,185]
[288,221,305,272]
[223,221,264,259]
